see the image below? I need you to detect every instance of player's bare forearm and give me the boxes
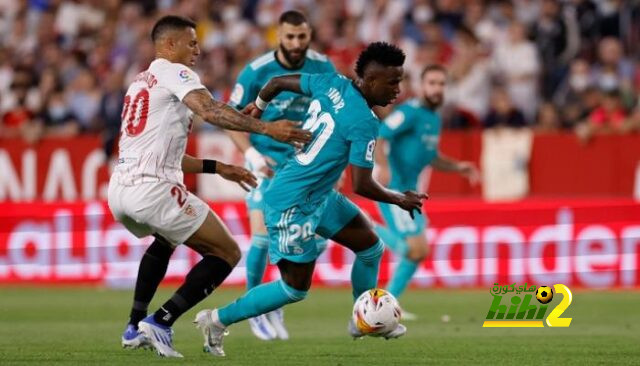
[431,154,462,172]
[351,165,403,205]
[226,130,252,153]
[181,154,203,174]
[432,154,480,185]
[258,74,304,101]
[374,139,389,168]
[183,89,267,134]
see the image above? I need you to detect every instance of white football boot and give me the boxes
[248,314,278,340]
[265,308,289,340]
[121,324,149,349]
[194,309,228,356]
[137,316,183,358]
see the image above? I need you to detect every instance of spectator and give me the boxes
[592,37,634,96]
[586,89,628,132]
[531,0,580,97]
[326,18,366,78]
[536,102,562,131]
[66,68,102,131]
[484,88,527,129]
[492,21,540,122]
[40,87,80,137]
[445,26,491,128]
[0,0,637,140]
[97,71,125,158]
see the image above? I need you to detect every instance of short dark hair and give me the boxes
[421,64,447,79]
[355,42,406,78]
[151,15,196,42]
[279,10,307,25]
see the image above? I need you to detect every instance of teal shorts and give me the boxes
[377,201,427,239]
[264,190,360,264]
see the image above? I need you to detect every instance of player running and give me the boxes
[194,42,427,357]
[109,15,310,357]
[375,64,480,319]
[227,10,336,341]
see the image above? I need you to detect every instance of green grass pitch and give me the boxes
[1,286,638,365]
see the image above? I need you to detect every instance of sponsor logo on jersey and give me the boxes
[366,140,376,162]
[178,69,194,83]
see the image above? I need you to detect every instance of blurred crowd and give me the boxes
[0,0,639,150]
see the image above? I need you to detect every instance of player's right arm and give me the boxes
[352,166,427,218]
[225,66,276,177]
[348,113,427,218]
[182,89,310,144]
[256,74,305,102]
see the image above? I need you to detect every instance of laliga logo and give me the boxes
[482,283,573,328]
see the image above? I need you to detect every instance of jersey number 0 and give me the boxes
[122,89,150,137]
[296,100,335,165]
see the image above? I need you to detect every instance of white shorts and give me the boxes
[108,177,209,247]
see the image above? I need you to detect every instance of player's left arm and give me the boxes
[373,138,391,186]
[351,165,427,218]
[181,154,258,191]
[431,154,481,185]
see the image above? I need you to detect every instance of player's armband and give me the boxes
[255,96,269,111]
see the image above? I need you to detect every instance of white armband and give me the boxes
[255,95,269,111]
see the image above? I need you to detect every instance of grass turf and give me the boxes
[0,286,638,365]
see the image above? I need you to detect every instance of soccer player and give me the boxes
[109,15,310,357]
[375,64,480,319]
[227,10,336,340]
[193,42,428,357]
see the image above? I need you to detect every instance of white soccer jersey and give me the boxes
[113,58,205,186]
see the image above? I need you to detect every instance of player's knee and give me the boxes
[279,279,308,303]
[147,236,175,260]
[407,244,428,262]
[227,244,242,266]
[356,240,384,264]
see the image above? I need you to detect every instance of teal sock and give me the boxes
[374,224,407,255]
[218,279,307,326]
[245,234,269,290]
[351,240,384,300]
[387,257,419,298]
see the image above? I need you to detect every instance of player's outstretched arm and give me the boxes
[226,129,274,178]
[351,165,428,218]
[431,154,480,185]
[181,154,258,191]
[257,74,305,102]
[182,89,311,145]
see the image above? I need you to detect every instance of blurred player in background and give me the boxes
[108,15,310,357]
[226,10,336,341]
[194,42,428,357]
[375,65,480,319]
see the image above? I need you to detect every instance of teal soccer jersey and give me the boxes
[377,99,441,238]
[264,72,380,212]
[263,72,379,263]
[379,98,441,192]
[229,50,335,166]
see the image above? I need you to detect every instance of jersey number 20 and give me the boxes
[296,100,334,165]
[122,89,150,137]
